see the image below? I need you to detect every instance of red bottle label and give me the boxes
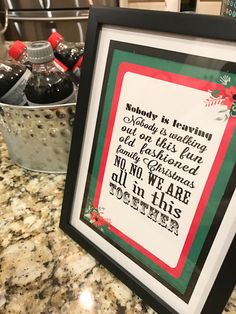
[53,58,68,73]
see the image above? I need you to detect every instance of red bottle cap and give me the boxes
[8,40,27,60]
[48,32,63,49]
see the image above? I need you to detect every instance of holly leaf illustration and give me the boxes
[211,89,220,97]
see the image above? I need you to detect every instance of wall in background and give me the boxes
[119,0,222,15]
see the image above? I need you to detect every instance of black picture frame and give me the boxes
[60,7,236,314]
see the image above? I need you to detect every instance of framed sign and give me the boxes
[60,7,236,314]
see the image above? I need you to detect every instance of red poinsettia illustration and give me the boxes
[90,210,111,227]
[209,86,236,110]
[222,86,236,109]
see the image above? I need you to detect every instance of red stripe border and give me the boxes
[93,62,235,278]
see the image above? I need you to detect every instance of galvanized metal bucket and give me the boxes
[0,102,76,173]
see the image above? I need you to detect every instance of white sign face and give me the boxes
[99,69,228,269]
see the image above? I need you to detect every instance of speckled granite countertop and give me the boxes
[0,133,235,314]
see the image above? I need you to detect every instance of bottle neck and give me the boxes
[55,41,67,52]
[18,51,28,64]
[31,60,56,73]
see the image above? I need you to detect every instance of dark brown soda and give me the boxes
[0,62,25,98]
[24,71,74,105]
[54,48,81,70]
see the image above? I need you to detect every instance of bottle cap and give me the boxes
[48,32,63,49]
[27,41,54,63]
[8,40,27,60]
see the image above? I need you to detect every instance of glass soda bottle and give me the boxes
[8,40,70,74]
[24,41,75,106]
[0,60,31,105]
[48,32,83,70]
[8,40,32,69]
[71,53,84,84]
